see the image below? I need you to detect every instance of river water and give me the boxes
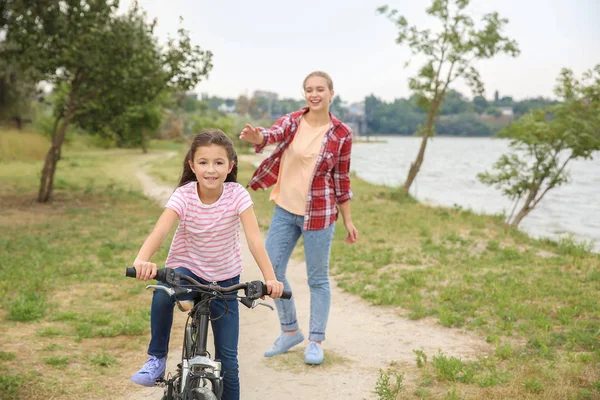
[352,136,600,251]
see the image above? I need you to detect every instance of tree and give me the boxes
[440,89,469,114]
[0,58,37,128]
[236,95,249,116]
[478,65,600,227]
[378,0,519,196]
[115,95,166,153]
[248,96,263,120]
[512,97,558,116]
[436,113,492,136]
[485,106,502,118]
[473,95,488,114]
[365,94,426,135]
[75,7,210,152]
[2,1,212,202]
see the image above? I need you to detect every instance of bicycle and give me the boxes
[125,267,291,400]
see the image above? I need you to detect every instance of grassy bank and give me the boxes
[148,149,600,399]
[1,131,598,399]
[0,131,180,399]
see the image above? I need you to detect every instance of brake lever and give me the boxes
[146,285,192,298]
[255,301,274,311]
[238,298,274,310]
[146,285,174,296]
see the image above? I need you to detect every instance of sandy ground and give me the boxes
[124,151,490,400]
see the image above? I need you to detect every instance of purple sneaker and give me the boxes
[130,356,166,387]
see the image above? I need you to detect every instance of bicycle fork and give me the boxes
[180,299,223,397]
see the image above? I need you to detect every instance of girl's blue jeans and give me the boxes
[266,205,336,342]
[148,267,240,400]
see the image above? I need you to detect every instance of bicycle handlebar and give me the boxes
[125,267,292,301]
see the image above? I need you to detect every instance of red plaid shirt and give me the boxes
[248,108,353,231]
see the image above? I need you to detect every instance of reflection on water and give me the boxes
[352,136,600,251]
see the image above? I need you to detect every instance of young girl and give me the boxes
[240,71,358,365]
[130,129,283,400]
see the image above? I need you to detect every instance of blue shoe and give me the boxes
[130,355,166,387]
[264,331,304,357]
[304,342,324,365]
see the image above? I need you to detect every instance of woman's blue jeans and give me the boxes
[266,205,336,342]
[148,267,240,400]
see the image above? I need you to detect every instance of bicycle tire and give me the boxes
[189,386,217,400]
[184,324,194,358]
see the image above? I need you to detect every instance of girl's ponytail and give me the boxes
[177,148,197,187]
[225,153,238,183]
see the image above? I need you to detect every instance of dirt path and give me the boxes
[124,152,491,400]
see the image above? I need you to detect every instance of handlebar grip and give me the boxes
[281,290,292,300]
[154,269,167,283]
[125,267,167,283]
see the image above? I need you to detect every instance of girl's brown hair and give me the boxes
[178,129,238,187]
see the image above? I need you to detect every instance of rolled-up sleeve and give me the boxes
[334,134,353,204]
[254,113,292,154]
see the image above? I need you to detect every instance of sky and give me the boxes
[118,0,600,103]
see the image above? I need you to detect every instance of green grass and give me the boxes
[375,369,404,400]
[0,351,15,361]
[43,355,69,368]
[1,133,598,399]
[235,161,599,398]
[263,348,351,373]
[0,129,50,162]
[145,153,600,398]
[0,374,25,400]
[0,137,174,398]
[87,352,118,368]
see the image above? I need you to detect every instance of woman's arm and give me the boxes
[133,208,179,280]
[239,205,283,298]
[338,200,358,243]
[334,132,358,243]
[240,113,293,153]
[333,134,353,204]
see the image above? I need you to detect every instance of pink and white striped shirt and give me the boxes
[164,181,254,281]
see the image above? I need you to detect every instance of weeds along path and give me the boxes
[125,151,490,400]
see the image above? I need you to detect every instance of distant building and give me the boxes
[342,101,366,138]
[253,90,278,101]
[498,106,513,116]
[218,103,236,114]
[253,90,279,117]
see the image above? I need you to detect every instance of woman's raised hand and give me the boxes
[239,124,264,145]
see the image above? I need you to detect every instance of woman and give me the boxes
[239,71,358,365]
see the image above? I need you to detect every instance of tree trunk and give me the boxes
[403,100,440,196]
[141,123,148,154]
[511,204,533,228]
[38,115,72,203]
[510,185,539,227]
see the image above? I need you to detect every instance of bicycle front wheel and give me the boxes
[189,387,217,400]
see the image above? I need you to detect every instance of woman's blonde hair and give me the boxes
[303,71,334,91]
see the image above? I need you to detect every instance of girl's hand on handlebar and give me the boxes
[266,279,284,299]
[133,260,157,281]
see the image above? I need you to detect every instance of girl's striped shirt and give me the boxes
[165,181,253,281]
